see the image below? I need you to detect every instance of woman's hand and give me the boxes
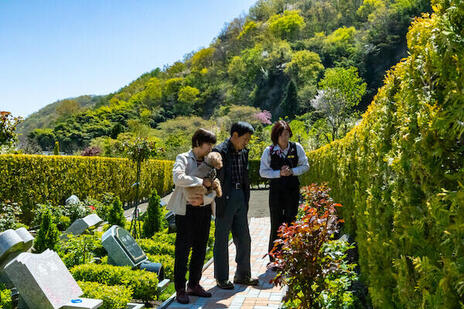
[280,165,293,176]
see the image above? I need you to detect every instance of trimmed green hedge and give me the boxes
[300,2,464,308]
[70,264,158,302]
[0,285,12,309]
[249,159,268,188]
[0,154,173,219]
[78,281,132,309]
[137,238,175,256]
[146,253,174,280]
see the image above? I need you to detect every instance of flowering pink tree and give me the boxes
[253,110,272,125]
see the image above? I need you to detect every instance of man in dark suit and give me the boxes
[213,122,259,289]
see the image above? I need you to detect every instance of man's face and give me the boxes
[232,132,252,151]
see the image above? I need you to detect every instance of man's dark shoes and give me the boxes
[233,276,259,286]
[187,284,212,297]
[216,280,234,290]
[176,288,189,304]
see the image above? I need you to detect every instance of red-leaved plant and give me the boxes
[269,183,343,308]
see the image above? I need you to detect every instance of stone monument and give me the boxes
[0,228,103,309]
[65,214,103,236]
[102,225,168,288]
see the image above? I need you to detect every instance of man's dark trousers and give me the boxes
[174,204,212,290]
[214,188,251,281]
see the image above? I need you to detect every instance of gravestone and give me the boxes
[0,229,103,309]
[65,214,103,236]
[66,195,80,205]
[101,226,167,284]
[164,211,176,234]
[0,228,35,288]
[101,225,147,267]
[4,250,83,308]
[0,228,34,267]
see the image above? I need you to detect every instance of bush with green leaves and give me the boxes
[83,195,112,221]
[53,140,60,155]
[0,284,12,309]
[63,201,93,223]
[0,200,21,232]
[58,234,103,268]
[78,281,132,309]
[151,230,176,244]
[71,264,158,302]
[300,1,464,307]
[107,196,125,227]
[58,215,71,230]
[34,208,60,253]
[142,189,162,238]
[137,238,175,256]
[146,253,174,280]
[1,111,22,148]
[33,201,93,230]
[316,240,359,308]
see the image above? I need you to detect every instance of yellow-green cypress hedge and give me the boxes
[0,154,173,217]
[300,2,464,307]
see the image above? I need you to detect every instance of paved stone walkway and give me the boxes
[167,191,287,309]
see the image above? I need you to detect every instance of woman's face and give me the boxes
[278,129,290,146]
[196,142,214,158]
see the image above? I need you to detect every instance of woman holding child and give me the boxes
[166,128,217,304]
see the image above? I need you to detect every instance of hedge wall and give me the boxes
[0,154,173,217]
[249,159,268,188]
[300,2,464,308]
[71,263,158,302]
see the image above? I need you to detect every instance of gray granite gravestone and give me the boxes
[3,249,97,309]
[65,214,103,236]
[66,195,80,205]
[101,225,147,267]
[0,228,34,267]
[0,229,103,309]
[0,228,35,289]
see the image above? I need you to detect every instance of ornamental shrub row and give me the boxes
[0,284,12,309]
[70,263,158,302]
[136,238,175,256]
[0,154,173,220]
[78,281,132,309]
[145,253,175,280]
[300,2,464,307]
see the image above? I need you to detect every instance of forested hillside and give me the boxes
[23,0,431,155]
[17,95,104,141]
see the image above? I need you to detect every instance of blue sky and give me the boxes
[0,0,257,118]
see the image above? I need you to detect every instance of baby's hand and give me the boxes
[203,179,212,188]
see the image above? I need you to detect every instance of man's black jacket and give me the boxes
[213,139,251,218]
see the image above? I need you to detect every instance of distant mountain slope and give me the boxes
[17,95,105,137]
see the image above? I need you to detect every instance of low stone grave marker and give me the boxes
[102,225,169,289]
[65,214,103,236]
[0,228,103,309]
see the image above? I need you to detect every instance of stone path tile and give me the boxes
[167,216,286,309]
